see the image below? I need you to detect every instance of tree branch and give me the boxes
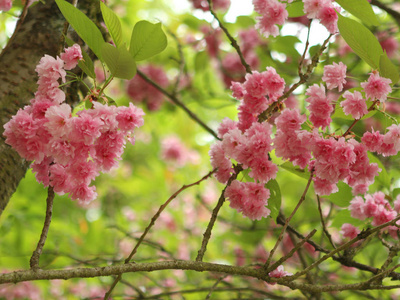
[29,187,55,269]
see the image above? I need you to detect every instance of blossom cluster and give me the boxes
[347,192,400,238]
[126,64,169,111]
[303,0,340,34]
[274,108,381,196]
[189,0,230,12]
[3,45,145,204]
[362,124,400,157]
[210,68,285,220]
[253,0,288,38]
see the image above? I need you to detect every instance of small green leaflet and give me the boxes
[55,0,105,60]
[330,209,365,229]
[379,52,399,84]
[130,21,168,61]
[280,161,310,180]
[100,2,123,49]
[336,0,379,27]
[324,181,352,207]
[338,14,383,69]
[101,43,137,80]
[287,1,305,18]
[266,179,281,223]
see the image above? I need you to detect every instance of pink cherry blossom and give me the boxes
[35,55,66,83]
[305,84,333,129]
[0,0,12,11]
[318,4,338,34]
[44,103,71,138]
[340,91,368,120]
[217,117,238,139]
[340,223,360,240]
[322,62,347,91]
[303,0,330,18]
[254,0,288,38]
[361,72,392,102]
[116,103,145,132]
[209,142,233,184]
[190,0,230,11]
[361,129,384,152]
[268,265,292,278]
[60,44,83,70]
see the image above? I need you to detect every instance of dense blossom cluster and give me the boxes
[126,64,169,111]
[303,0,340,34]
[348,192,400,237]
[253,0,288,38]
[3,45,144,204]
[362,124,400,157]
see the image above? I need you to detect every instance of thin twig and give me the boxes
[343,100,379,137]
[196,165,242,262]
[298,20,312,76]
[205,275,229,299]
[289,215,400,280]
[166,29,186,97]
[104,169,216,299]
[266,229,317,273]
[264,170,315,269]
[29,187,55,269]
[137,70,220,140]
[206,0,252,74]
[316,195,336,249]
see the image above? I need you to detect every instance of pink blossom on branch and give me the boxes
[254,0,288,38]
[361,72,392,102]
[322,62,347,92]
[340,90,368,120]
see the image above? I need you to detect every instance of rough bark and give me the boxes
[0,0,65,216]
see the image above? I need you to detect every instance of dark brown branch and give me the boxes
[196,165,242,262]
[104,169,216,299]
[316,195,336,249]
[264,170,315,269]
[29,187,55,269]
[370,0,400,26]
[137,70,219,140]
[206,0,252,74]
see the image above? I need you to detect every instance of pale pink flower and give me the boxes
[69,111,103,145]
[340,90,368,120]
[49,164,71,194]
[231,82,245,100]
[248,156,278,183]
[217,117,238,139]
[274,109,307,132]
[126,65,169,111]
[69,184,98,205]
[0,0,12,11]
[67,160,99,186]
[361,72,392,102]
[306,84,333,129]
[209,142,232,184]
[255,0,288,38]
[318,4,338,34]
[44,103,71,138]
[313,177,338,196]
[303,0,330,18]
[60,44,83,70]
[48,138,75,165]
[116,103,145,132]
[361,129,384,152]
[222,128,246,160]
[348,196,366,220]
[35,55,66,83]
[322,62,347,91]
[190,0,230,11]
[340,223,360,239]
[383,124,400,151]
[268,265,292,279]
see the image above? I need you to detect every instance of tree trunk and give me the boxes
[0,0,66,216]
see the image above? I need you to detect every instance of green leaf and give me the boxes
[280,161,310,180]
[194,51,208,72]
[338,14,383,69]
[393,188,400,199]
[55,0,105,60]
[130,21,167,61]
[266,179,281,223]
[64,36,96,79]
[270,35,301,58]
[336,0,379,26]
[379,52,399,84]
[331,209,365,229]
[101,43,137,80]
[100,2,123,48]
[287,1,305,18]
[325,182,353,207]
[235,16,256,28]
